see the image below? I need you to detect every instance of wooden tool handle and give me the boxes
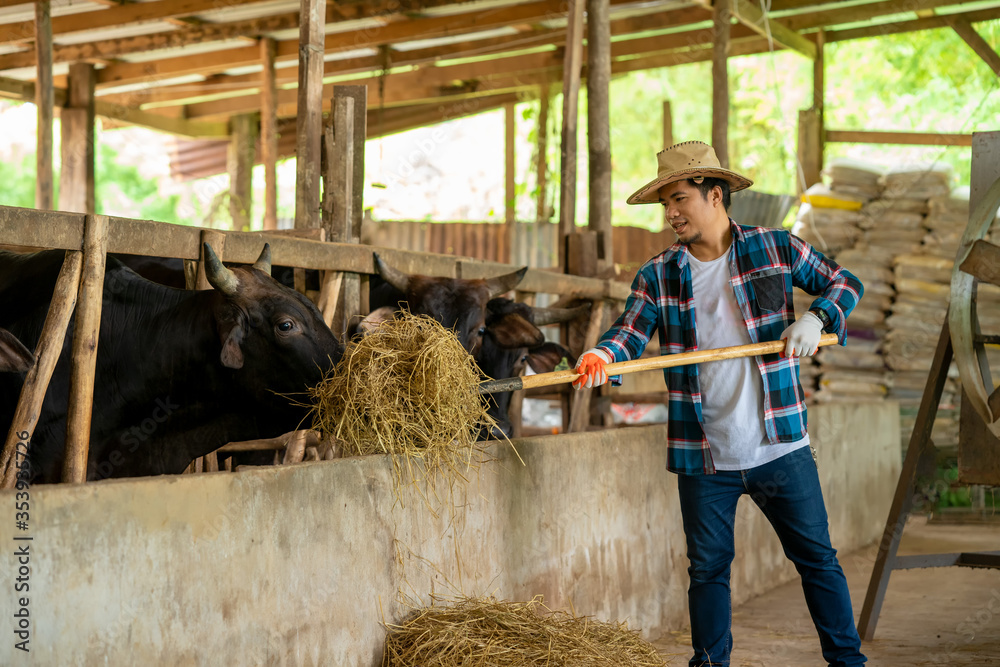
[479,332,839,394]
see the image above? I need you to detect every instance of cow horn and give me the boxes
[531,303,591,326]
[252,243,272,275]
[203,242,239,296]
[485,266,528,298]
[373,252,411,293]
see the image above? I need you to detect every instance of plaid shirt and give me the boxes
[596,222,864,475]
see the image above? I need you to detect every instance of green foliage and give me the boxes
[0,139,183,223]
[96,143,182,223]
[0,152,44,209]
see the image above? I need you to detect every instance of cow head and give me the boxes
[372,252,527,355]
[204,243,343,411]
[475,298,587,439]
[0,327,31,373]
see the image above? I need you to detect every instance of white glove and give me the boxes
[573,348,613,389]
[780,311,823,357]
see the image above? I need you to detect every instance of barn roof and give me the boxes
[0,0,996,179]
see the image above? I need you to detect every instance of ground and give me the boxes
[653,515,1000,666]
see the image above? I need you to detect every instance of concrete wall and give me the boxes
[0,402,899,666]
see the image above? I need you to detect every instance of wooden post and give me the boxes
[62,214,109,484]
[195,230,226,291]
[330,92,358,333]
[712,0,730,167]
[35,0,53,211]
[536,84,550,223]
[192,230,226,472]
[228,113,256,231]
[505,102,517,226]
[505,101,517,263]
[569,300,608,433]
[0,251,83,489]
[813,28,825,182]
[558,0,585,272]
[260,37,279,231]
[565,230,600,432]
[662,100,674,149]
[294,0,326,230]
[587,0,612,274]
[798,108,821,192]
[60,62,96,214]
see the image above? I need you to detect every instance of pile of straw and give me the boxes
[308,311,500,481]
[382,596,667,666]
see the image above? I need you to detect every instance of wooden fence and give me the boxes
[0,206,631,486]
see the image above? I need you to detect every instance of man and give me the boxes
[573,141,866,667]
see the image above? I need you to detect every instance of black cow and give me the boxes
[476,298,586,439]
[369,252,527,355]
[0,244,342,482]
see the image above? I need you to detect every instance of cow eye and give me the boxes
[478,326,486,336]
[276,320,296,335]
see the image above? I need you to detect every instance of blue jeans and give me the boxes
[677,446,866,667]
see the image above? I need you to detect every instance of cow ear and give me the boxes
[220,324,245,369]
[526,342,574,374]
[0,328,32,373]
[489,313,544,349]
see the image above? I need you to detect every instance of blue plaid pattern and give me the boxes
[596,222,864,475]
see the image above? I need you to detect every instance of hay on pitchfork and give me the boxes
[308,311,504,497]
[382,595,668,666]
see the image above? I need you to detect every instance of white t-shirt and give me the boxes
[688,251,809,470]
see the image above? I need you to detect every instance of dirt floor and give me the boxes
[653,515,1000,666]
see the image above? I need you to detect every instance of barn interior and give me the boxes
[1,0,1000,664]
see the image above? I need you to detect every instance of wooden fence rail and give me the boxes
[0,206,629,301]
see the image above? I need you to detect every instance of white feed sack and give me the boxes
[880,162,954,200]
[825,157,885,201]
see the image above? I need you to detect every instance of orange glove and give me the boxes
[573,348,612,389]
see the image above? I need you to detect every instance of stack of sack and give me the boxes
[794,158,891,404]
[792,159,1000,456]
[813,245,892,404]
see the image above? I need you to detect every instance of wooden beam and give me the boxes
[0,13,297,70]
[295,0,325,230]
[947,16,1000,76]
[228,114,256,231]
[60,63,96,215]
[328,92,359,331]
[826,130,973,146]
[959,240,1000,288]
[0,206,633,302]
[826,8,1000,42]
[558,0,585,272]
[713,0,731,167]
[86,0,638,90]
[95,102,229,138]
[587,0,613,273]
[260,37,278,231]
[103,4,706,111]
[35,0,53,211]
[730,0,817,59]
[782,0,991,32]
[0,0,275,46]
[536,83,550,222]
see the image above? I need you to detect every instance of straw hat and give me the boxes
[626,141,753,205]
